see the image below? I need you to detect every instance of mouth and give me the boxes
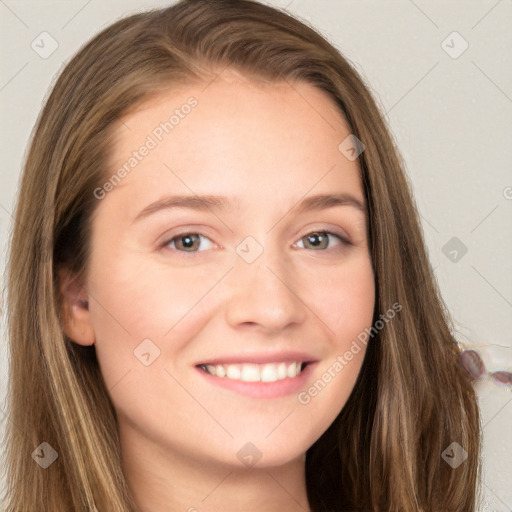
[193,350,318,398]
[196,361,310,382]
[195,360,315,398]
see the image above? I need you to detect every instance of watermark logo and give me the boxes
[441,31,469,60]
[134,338,161,366]
[236,236,264,264]
[31,31,58,59]
[31,442,58,468]
[236,442,262,467]
[338,134,365,161]
[441,442,468,468]
[442,236,468,263]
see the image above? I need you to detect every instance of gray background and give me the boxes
[0,0,511,509]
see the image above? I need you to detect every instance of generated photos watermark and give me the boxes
[297,301,402,405]
[93,96,198,200]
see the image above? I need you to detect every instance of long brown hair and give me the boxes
[2,1,481,510]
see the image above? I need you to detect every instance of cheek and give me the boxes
[85,253,230,390]
[306,252,375,340]
[297,257,375,428]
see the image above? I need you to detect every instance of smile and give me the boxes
[198,362,305,382]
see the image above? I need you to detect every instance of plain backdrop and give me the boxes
[0,1,511,510]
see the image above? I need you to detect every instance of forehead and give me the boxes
[102,74,364,212]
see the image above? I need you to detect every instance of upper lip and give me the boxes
[195,350,318,366]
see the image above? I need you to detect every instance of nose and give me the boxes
[224,245,308,333]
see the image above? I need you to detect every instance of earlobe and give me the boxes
[58,268,95,346]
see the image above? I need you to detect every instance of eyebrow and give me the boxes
[133,192,366,223]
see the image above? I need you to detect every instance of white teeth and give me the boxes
[277,362,287,379]
[226,365,241,379]
[260,364,278,382]
[200,362,304,381]
[240,364,260,382]
[287,362,297,378]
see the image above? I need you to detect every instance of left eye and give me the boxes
[295,230,348,251]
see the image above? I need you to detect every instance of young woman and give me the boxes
[2,0,481,510]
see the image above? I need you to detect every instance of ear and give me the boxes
[58,267,95,346]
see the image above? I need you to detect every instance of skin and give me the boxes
[61,70,375,512]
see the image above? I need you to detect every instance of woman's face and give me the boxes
[74,72,375,469]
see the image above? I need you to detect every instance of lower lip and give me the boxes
[195,363,316,398]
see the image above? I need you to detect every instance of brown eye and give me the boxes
[165,232,214,253]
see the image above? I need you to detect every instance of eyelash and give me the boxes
[161,229,351,256]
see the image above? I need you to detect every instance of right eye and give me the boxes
[162,232,216,254]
